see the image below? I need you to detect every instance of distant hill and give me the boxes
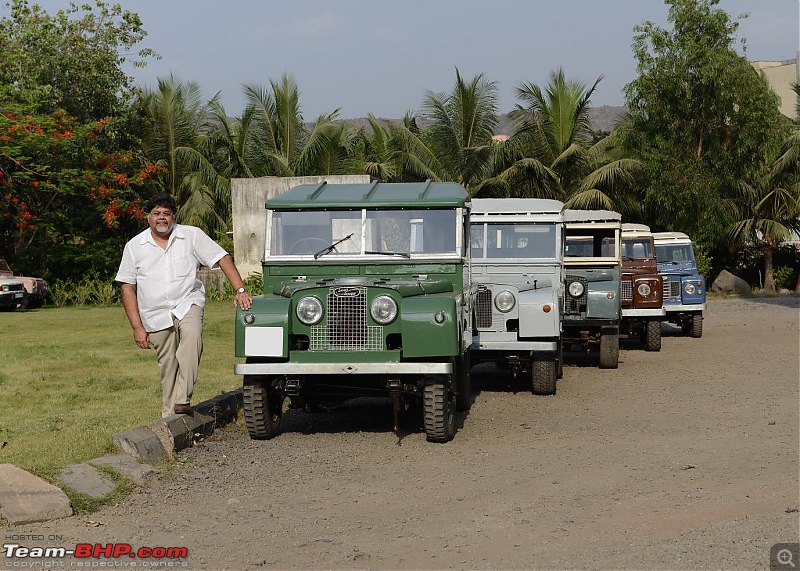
[338,105,627,137]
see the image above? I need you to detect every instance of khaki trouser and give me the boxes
[149,304,204,417]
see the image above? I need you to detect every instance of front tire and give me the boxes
[645,320,662,351]
[243,375,283,440]
[424,378,456,443]
[531,351,557,395]
[599,329,619,369]
[690,314,703,338]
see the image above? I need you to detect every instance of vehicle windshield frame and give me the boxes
[265,207,463,259]
[471,221,561,261]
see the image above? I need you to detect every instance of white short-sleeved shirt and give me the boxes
[115,224,228,332]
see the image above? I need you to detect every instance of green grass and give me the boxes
[0,301,243,480]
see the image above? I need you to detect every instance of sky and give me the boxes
[19,0,800,119]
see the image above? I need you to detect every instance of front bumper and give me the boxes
[664,303,706,313]
[621,308,667,318]
[471,340,557,351]
[235,362,452,376]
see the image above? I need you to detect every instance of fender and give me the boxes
[518,287,560,338]
[400,295,459,358]
[235,295,290,358]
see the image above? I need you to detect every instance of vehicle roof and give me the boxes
[266,180,470,209]
[653,231,692,243]
[622,223,651,233]
[470,198,564,215]
[563,209,621,223]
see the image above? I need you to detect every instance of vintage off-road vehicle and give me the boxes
[0,275,25,310]
[0,259,49,309]
[234,181,473,443]
[562,209,622,369]
[653,231,706,337]
[620,224,665,351]
[469,198,564,395]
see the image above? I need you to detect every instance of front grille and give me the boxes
[620,280,633,302]
[5,283,23,292]
[475,286,493,328]
[670,280,681,299]
[662,277,671,300]
[564,275,588,315]
[309,286,383,351]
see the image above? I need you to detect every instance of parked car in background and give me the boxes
[620,224,665,352]
[562,209,622,369]
[470,198,565,395]
[233,181,473,443]
[0,275,25,310]
[0,259,49,309]
[653,231,706,337]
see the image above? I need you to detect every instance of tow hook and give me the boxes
[285,378,301,397]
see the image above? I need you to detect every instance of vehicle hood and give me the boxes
[273,276,454,298]
[658,261,699,276]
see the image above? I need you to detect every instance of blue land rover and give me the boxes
[653,232,706,338]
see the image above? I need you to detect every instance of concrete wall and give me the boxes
[752,54,799,120]
[231,176,372,278]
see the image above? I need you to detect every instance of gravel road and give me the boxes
[4,297,799,570]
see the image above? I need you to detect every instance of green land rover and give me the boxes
[234,181,473,443]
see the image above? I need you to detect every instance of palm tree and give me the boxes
[421,69,499,192]
[242,74,347,177]
[482,68,642,213]
[139,74,227,234]
[728,144,800,292]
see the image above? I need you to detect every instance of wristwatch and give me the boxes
[236,287,247,294]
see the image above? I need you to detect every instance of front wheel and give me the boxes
[598,330,619,369]
[243,375,283,440]
[531,351,557,395]
[690,314,703,338]
[423,377,456,443]
[645,320,662,351]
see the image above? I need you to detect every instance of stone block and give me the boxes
[712,269,751,294]
[112,426,168,464]
[90,454,155,485]
[195,389,243,427]
[151,411,216,456]
[58,463,115,499]
[0,464,73,524]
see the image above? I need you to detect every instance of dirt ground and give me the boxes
[4,297,799,570]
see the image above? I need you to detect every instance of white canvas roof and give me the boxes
[563,209,621,223]
[653,231,692,243]
[471,198,564,215]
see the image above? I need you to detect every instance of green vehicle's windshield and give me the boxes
[268,208,459,257]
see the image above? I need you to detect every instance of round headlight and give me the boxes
[296,296,323,325]
[684,282,696,295]
[494,290,516,312]
[637,283,651,296]
[370,295,398,325]
[568,281,585,298]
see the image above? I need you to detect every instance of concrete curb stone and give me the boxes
[0,388,243,525]
[0,464,74,524]
[58,463,116,499]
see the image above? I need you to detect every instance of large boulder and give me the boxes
[712,270,751,294]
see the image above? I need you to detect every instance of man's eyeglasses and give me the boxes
[149,211,174,218]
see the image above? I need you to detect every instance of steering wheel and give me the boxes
[287,237,331,255]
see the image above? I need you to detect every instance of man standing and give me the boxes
[115,194,253,417]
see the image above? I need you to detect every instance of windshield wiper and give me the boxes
[365,250,411,258]
[314,233,354,259]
